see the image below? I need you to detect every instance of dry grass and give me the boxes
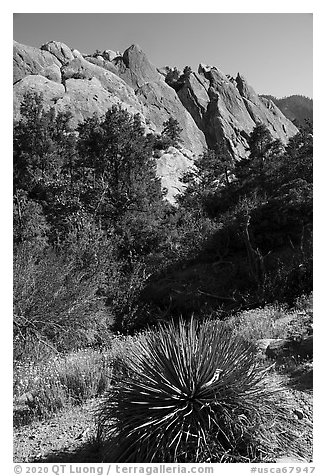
[225,294,312,344]
[14,349,110,426]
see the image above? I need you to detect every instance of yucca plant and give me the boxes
[97,318,310,463]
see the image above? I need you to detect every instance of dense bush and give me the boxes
[13,244,111,358]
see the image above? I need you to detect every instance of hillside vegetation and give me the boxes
[13,92,313,463]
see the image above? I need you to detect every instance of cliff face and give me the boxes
[260,94,313,128]
[13,40,299,199]
[177,65,298,160]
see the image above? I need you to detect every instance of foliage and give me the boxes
[14,349,112,426]
[13,190,50,251]
[97,318,309,463]
[161,117,182,148]
[76,106,163,223]
[13,244,109,358]
[13,92,75,195]
[154,117,183,150]
[13,93,172,340]
[13,92,313,337]
[174,123,312,311]
[165,67,181,90]
[165,66,193,92]
[178,139,234,215]
[226,305,296,343]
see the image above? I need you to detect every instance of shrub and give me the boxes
[13,244,108,359]
[97,318,307,462]
[225,305,295,343]
[13,349,113,426]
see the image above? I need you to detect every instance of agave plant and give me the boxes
[97,318,308,463]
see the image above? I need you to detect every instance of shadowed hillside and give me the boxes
[260,94,313,128]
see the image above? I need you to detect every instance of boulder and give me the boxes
[40,40,74,65]
[118,44,160,88]
[39,63,62,83]
[72,48,83,59]
[157,66,170,77]
[13,40,61,83]
[265,336,313,359]
[255,338,277,354]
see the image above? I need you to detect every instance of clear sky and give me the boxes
[13,13,312,99]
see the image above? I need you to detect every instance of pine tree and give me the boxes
[161,117,182,148]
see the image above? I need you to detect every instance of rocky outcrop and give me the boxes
[13,74,149,132]
[60,57,142,112]
[256,336,313,359]
[13,75,65,118]
[115,44,206,156]
[55,77,148,130]
[13,41,61,84]
[235,73,298,141]
[177,72,210,132]
[13,39,300,200]
[40,41,74,65]
[177,64,299,160]
[39,64,62,83]
[117,44,161,88]
[13,41,205,156]
[102,49,121,61]
[260,94,313,128]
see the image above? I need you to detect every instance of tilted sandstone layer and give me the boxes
[177,65,298,160]
[13,40,298,200]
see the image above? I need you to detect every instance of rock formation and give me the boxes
[13,40,61,84]
[41,40,74,65]
[13,39,299,200]
[177,65,298,160]
[156,147,196,203]
[113,44,206,155]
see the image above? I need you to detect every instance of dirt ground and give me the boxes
[13,398,102,463]
[13,380,313,464]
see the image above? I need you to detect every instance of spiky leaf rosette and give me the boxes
[97,319,308,462]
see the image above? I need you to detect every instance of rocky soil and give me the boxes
[13,398,102,463]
